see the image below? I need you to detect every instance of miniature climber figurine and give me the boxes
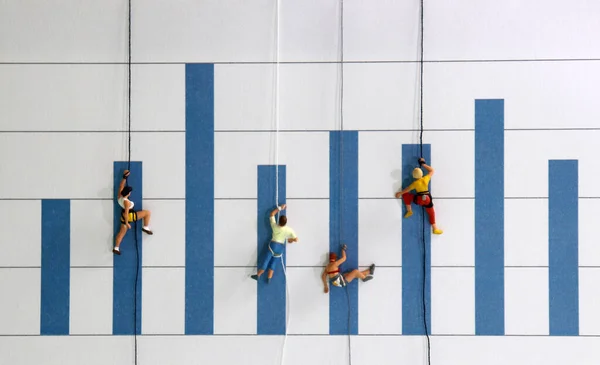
[321,244,375,293]
[395,158,443,235]
[251,204,298,283]
[113,169,154,255]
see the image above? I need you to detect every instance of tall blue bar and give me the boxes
[474,99,505,335]
[40,199,70,335]
[257,165,286,335]
[113,161,143,335]
[549,160,579,336]
[401,144,431,335]
[329,131,359,335]
[185,63,215,334]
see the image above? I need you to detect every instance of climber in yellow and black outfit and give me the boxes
[395,158,443,235]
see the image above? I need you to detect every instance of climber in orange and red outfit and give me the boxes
[395,157,443,235]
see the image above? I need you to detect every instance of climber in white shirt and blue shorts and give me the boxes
[251,204,298,283]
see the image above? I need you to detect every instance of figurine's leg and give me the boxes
[424,205,443,235]
[402,193,415,218]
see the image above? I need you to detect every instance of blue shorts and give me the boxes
[259,241,285,271]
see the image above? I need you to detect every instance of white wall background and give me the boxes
[1,0,600,364]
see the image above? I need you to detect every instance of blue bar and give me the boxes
[257,165,286,335]
[40,199,70,335]
[329,131,359,335]
[549,160,579,336]
[185,63,215,335]
[113,161,143,335]
[401,144,431,335]
[474,99,505,335]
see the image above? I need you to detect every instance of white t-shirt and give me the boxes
[270,216,297,243]
[118,196,134,210]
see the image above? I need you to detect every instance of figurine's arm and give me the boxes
[396,182,414,198]
[419,158,434,177]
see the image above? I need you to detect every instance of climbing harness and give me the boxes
[415,191,434,208]
[268,242,284,258]
[331,273,347,288]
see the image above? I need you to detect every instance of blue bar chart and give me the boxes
[185,63,215,335]
[21,70,591,341]
[40,199,70,335]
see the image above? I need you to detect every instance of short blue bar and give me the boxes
[401,144,431,335]
[549,160,579,336]
[257,165,287,335]
[113,161,143,335]
[329,131,359,335]
[40,199,70,335]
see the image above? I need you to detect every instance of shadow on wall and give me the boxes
[391,168,409,210]
[99,186,114,252]
[248,212,272,273]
